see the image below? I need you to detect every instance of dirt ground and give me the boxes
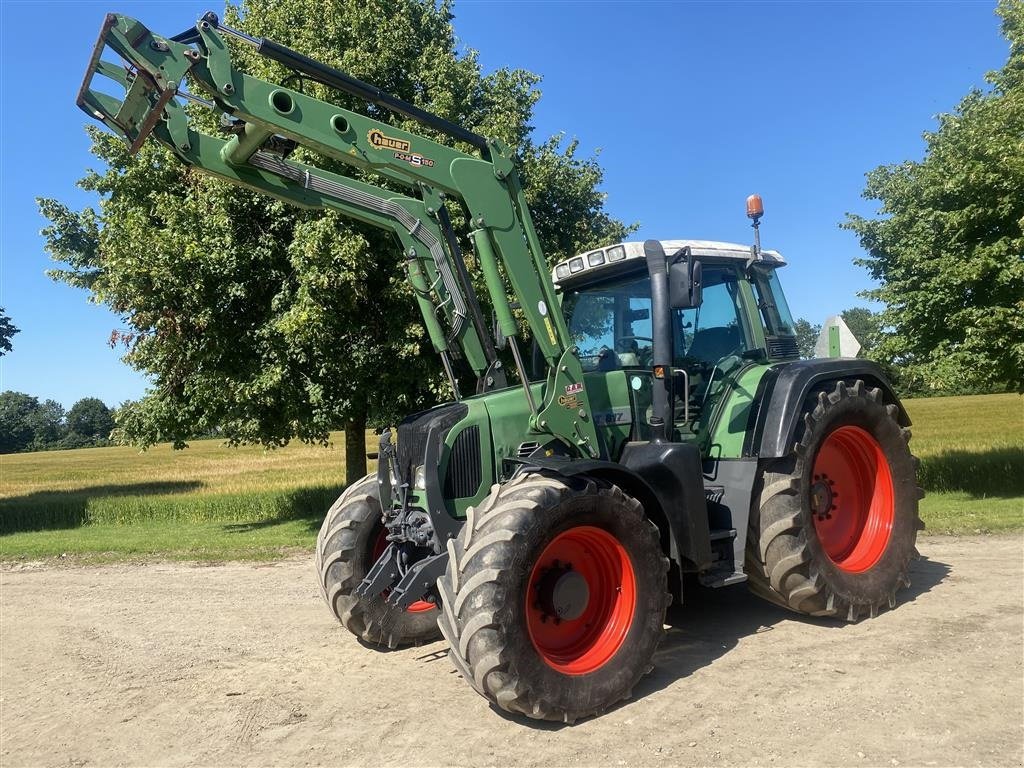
[2,535,1022,768]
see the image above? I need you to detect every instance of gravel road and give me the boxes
[2,535,1021,767]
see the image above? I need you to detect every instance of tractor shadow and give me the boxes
[491,555,950,730]
[632,555,951,707]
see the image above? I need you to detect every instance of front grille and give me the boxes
[766,335,800,360]
[444,426,482,499]
[396,403,467,485]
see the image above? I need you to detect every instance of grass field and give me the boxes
[1,394,1021,561]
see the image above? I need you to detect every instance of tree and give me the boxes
[843,1,1024,393]
[793,318,821,359]
[27,399,67,449]
[839,307,880,356]
[0,308,18,357]
[66,397,115,443]
[40,0,632,485]
[0,391,38,453]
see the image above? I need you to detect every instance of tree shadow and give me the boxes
[487,555,950,729]
[220,484,346,535]
[918,446,1024,498]
[0,481,204,534]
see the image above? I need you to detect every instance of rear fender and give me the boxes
[746,359,910,459]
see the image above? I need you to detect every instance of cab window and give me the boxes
[563,274,653,372]
[674,264,751,367]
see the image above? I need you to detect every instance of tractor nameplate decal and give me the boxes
[564,382,583,395]
[558,394,581,409]
[393,151,435,168]
[367,129,411,153]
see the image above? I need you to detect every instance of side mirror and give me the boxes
[669,249,703,309]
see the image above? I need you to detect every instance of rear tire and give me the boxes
[437,473,669,723]
[745,380,923,621]
[315,475,440,648]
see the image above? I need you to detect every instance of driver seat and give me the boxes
[617,339,640,367]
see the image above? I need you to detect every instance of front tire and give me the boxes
[315,475,440,648]
[745,379,923,621]
[437,473,669,723]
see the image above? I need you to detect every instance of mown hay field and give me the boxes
[1,395,1020,561]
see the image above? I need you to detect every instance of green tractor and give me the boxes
[78,11,923,723]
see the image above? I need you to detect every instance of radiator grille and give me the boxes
[766,335,800,360]
[396,403,466,485]
[444,426,482,499]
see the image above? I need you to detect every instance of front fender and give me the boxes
[516,446,712,581]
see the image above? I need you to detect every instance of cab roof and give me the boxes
[552,239,785,289]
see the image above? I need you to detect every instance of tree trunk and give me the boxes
[344,408,368,486]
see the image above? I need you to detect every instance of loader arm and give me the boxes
[78,11,600,457]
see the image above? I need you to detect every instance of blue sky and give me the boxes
[0,1,1009,408]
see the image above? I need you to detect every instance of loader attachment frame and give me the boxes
[77,11,602,457]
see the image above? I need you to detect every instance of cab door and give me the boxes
[671,261,757,442]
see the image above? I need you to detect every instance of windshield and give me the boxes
[562,263,753,373]
[750,267,796,337]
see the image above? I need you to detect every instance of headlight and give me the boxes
[414,464,427,490]
[606,245,626,262]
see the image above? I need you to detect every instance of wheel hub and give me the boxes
[810,474,836,520]
[535,561,590,622]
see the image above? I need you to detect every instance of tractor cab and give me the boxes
[553,240,800,449]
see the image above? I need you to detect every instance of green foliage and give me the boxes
[0,392,38,453]
[67,397,115,441]
[843,1,1024,394]
[839,307,880,356]
[26,399,67,449]
[39,0,632,482]
[0,308,18,356]
[0,392,117,453]
[793,318,821,359]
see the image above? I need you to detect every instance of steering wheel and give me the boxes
[617,335,653,346]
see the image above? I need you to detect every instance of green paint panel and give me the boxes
[705,364,772,458]
[829,326,841,358]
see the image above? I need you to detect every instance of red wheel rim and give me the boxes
[525,526,636,675]
[810,425,895,573]
[371,528,435,613]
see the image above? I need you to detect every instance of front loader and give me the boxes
[77,11,923,723]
